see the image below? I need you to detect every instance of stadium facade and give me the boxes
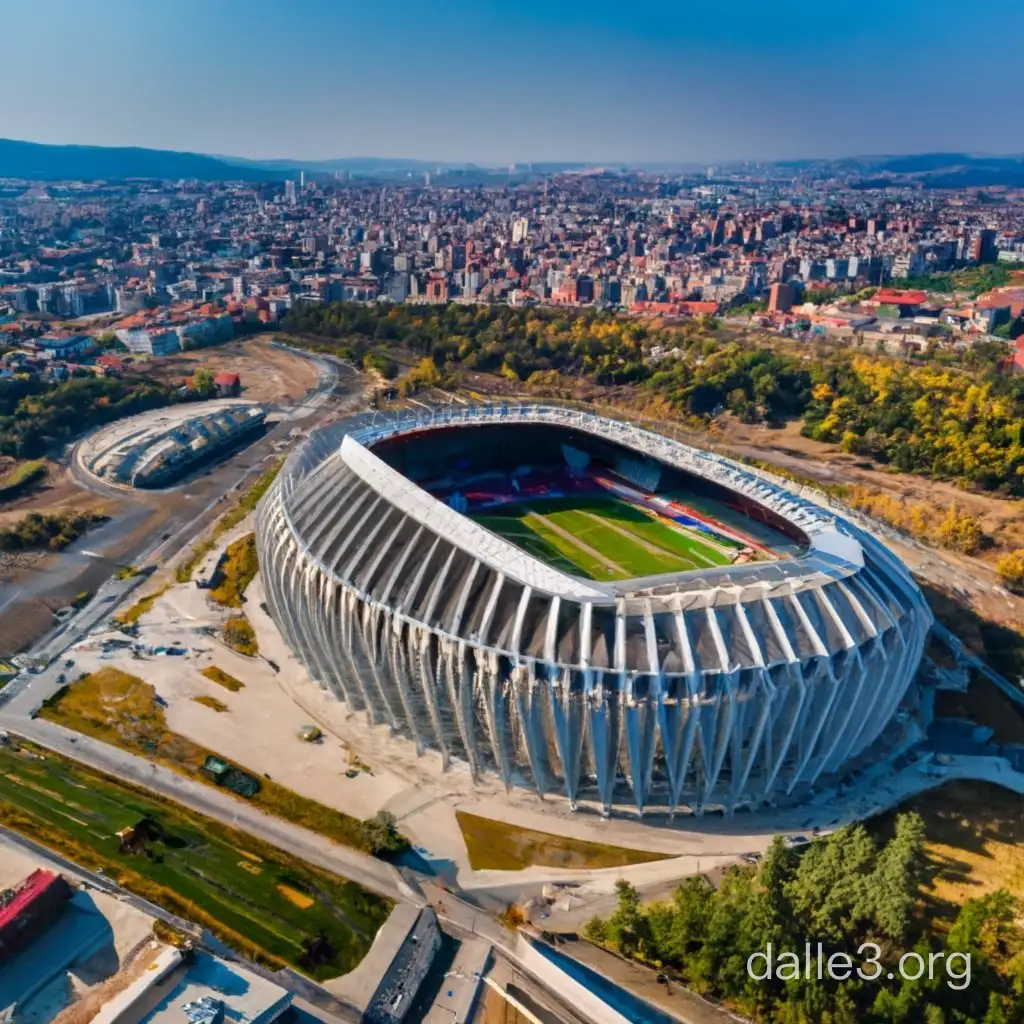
[255,404,932,814]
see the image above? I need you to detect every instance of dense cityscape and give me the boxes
[1,164,1023,374]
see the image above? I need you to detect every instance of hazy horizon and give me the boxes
[4,136,1024,171]
[6,0,1024,165]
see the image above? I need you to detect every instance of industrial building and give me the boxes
[0,869,71,966]
[256,404,932,815]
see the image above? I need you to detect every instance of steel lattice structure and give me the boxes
[255,404,931,814]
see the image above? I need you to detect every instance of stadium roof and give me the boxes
[315,405,868,610]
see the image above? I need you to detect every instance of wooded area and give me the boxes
[583,816,1023,1023]
[283,303,1024,496]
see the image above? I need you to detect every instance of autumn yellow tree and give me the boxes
[996,550,1024,592]
[931,504,984,555]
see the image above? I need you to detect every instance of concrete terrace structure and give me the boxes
[255,404,932,815]
[79,400,266,489]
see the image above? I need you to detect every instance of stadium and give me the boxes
[255,404,932,815]
[79,400,266,489]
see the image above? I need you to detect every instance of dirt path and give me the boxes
[526,508,628,577]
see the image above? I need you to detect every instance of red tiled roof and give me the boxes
[872,289,927,306]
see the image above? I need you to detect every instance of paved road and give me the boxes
[2,714,409,903]
[1,573,147,685]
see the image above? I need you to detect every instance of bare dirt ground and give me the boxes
[0,462,115,527]
[143,336,319,404]
[712,416,1024,557]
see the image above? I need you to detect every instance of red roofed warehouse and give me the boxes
[0,869,72,965]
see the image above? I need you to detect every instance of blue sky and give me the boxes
[6,0,1024,163]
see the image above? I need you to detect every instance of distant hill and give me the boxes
[6,136,1023,188]
[774,151,1024,188]
[0,138,287,182]
[0,137,598,183]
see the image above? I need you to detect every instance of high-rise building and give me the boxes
[768,282,795,313]
[825,258,849,281]
[284,180,297,205]
[978,229,998,264]
[299,170,306,189]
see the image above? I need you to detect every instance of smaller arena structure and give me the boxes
[78,400,266,489]
[256,404,932,815]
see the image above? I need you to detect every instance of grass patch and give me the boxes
[175,539,216,584]
[200,666,245,692]
[456,811,673,871]
[36,667,404,855]
[193,695,229,713]
[475,495,730,580]
[870,780,1024,927]
[115,584,170,626]
[209,533,258,607]
[176,461,281,584]
[0,460,46,500]
[221,614,258,657]
[0,738,390,978]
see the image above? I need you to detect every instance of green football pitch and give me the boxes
[473,495,733,580]
[0,742,390,978]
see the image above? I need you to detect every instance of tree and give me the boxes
[871,812,927,942]
[785,823,878,943]
[357,811,408,855]
[605,879,647,958]
[983,992,1007,1024]
[582,915,608,945]
[996,550,1024,593]
[932,505,983,555]
[191,368,217,397]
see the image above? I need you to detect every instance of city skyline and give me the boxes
[7,0,1024,165]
